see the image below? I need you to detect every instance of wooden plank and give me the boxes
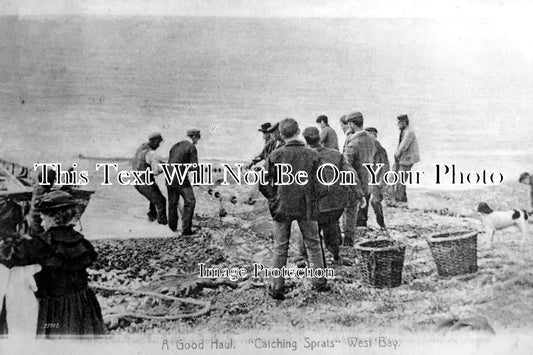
[0,164,27,192]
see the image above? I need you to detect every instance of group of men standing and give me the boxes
[130,113,419,300]
[251,113,419,299]
[132,129,202,235]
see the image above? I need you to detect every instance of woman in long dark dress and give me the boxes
[32,190,106,338]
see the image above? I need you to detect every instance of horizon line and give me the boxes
[0,13,513,20]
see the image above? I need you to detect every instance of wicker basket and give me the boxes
[354,239,406,288]
[427,230,478,277]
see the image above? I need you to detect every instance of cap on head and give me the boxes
[365,127,378,135]
[258,122,272,132]
[186,128,201,138]
[279,118,299,139]
[148,132,163,141]
[346,111,364,127]
[316,115,328,124]
[397,114,409,123]
[34,190,78,213]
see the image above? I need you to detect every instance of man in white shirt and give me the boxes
[132,132,167,224]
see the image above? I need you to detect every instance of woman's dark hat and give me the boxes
[258,122,272,132]
[34,190,78,212]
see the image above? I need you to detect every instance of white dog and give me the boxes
[477,202,528,245]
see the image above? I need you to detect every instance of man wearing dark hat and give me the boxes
[247,122,277,168]
[316,115,339,150]
[365,127,390,229]
[132,132,167,225]
[262,118,327,299]
[342,112,376,239]
[167,129,201,235]
[393,115,420,205]
[302,126,364,265]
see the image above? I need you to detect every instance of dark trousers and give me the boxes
[317,209,344,260]
[370,187,386,229]
[167,185,196,232]
[134,184,167,224]
[394,164,413,202]
[356,194,371,227]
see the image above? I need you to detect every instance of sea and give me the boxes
[1,16,532,190]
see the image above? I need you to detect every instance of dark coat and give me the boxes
[311,145,364,213]
[343,130,376,195]
[252,137,277,164]
[167,140,198,187]
[320,125,339,150]
[395,125,420,165]
[261,140,325,221]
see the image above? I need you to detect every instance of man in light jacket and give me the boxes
[342,112,375,234]
[393,115,420,204]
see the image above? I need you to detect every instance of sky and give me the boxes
[1,0,533,19]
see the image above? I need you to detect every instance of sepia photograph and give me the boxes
[0,0,532,354]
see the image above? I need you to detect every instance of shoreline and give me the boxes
[81,179,531,241]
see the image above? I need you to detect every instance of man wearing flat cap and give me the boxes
[247,122,277,169]
[132,132,167,225]
[393,115,420,206]
[342,112,375,242]
[167,129,201,235]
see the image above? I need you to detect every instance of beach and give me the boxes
[1,16,532,181]
[1,10,532,354]
[84,175,533,338]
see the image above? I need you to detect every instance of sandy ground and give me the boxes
[80,167,533,344]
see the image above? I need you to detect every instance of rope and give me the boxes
[90,284,211,320]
